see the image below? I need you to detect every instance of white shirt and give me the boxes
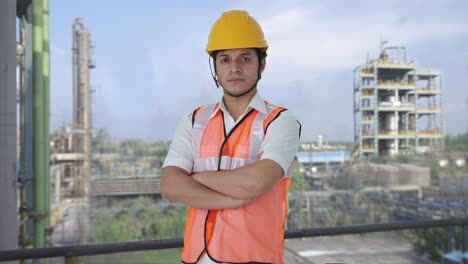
[163,92,300,175]
[163,92,300,264]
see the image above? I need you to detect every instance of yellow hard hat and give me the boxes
[206,10,268,55]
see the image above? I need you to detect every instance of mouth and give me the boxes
[227,78,244,82]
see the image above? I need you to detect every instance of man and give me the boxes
[161,10,301,264]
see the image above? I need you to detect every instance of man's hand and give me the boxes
[161,166,256,209]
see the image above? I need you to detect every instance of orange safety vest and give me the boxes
[181,102,291,264]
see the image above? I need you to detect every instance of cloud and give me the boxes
[49,1,468,141]
[254,4,468,140]
[262,8,468,72]
[144,42,223,140]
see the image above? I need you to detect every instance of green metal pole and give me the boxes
[43,0,51,228]
[33,0,45,250]
[0,0,19,255]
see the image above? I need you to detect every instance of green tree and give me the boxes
[289,160,310,192]
[445,132,468,152]
[413,227,448,262]
[91,197,187,263]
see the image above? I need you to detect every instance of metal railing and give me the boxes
[1,218,467,262]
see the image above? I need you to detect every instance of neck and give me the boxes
[223,89,257,121]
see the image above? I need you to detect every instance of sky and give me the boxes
[48,0,468,142]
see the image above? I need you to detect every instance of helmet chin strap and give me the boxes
[209,56,220,88]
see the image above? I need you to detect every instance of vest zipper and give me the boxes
[204,109,271,264]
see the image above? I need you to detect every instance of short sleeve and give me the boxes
[260,110,300,176]
[162,112,194,174]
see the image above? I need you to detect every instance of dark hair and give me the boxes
[211,48,267,61]
[255,49,268,59]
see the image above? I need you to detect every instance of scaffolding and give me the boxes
[353,46,443,159]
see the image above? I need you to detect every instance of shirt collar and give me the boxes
[210,92,267,119]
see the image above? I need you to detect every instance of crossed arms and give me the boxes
[160,159,283,210]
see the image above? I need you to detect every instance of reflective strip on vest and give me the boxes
[182,102,291,264]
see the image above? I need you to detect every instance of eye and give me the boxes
[240,57,251,62]
[219,57,229,64]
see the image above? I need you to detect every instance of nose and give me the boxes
[229,61,241,73]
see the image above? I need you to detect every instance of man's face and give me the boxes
[215,48,265,97]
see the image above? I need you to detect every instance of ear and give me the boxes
[260,58,266,73]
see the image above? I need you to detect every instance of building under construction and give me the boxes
[353,46,443,159]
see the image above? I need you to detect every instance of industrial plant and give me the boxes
[353,46,443,159]
[50,19,94,203]
[1,1,467,263]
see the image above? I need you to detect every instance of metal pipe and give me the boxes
[81,28,92,244]
[25,3,35,243]
[0,0,19,256]
[19,2,35,245]
[72,19,84,138]
[42,0,51,229]
[19,16,26,249]
[1,218,468,261]
[72,22,77,135]
[18,9,28,250]
[72,20,93,244]
[33,0,46,249]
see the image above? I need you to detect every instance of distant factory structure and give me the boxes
[49,19,95,243]
[50,19,94,199]
[353,45,443,159]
